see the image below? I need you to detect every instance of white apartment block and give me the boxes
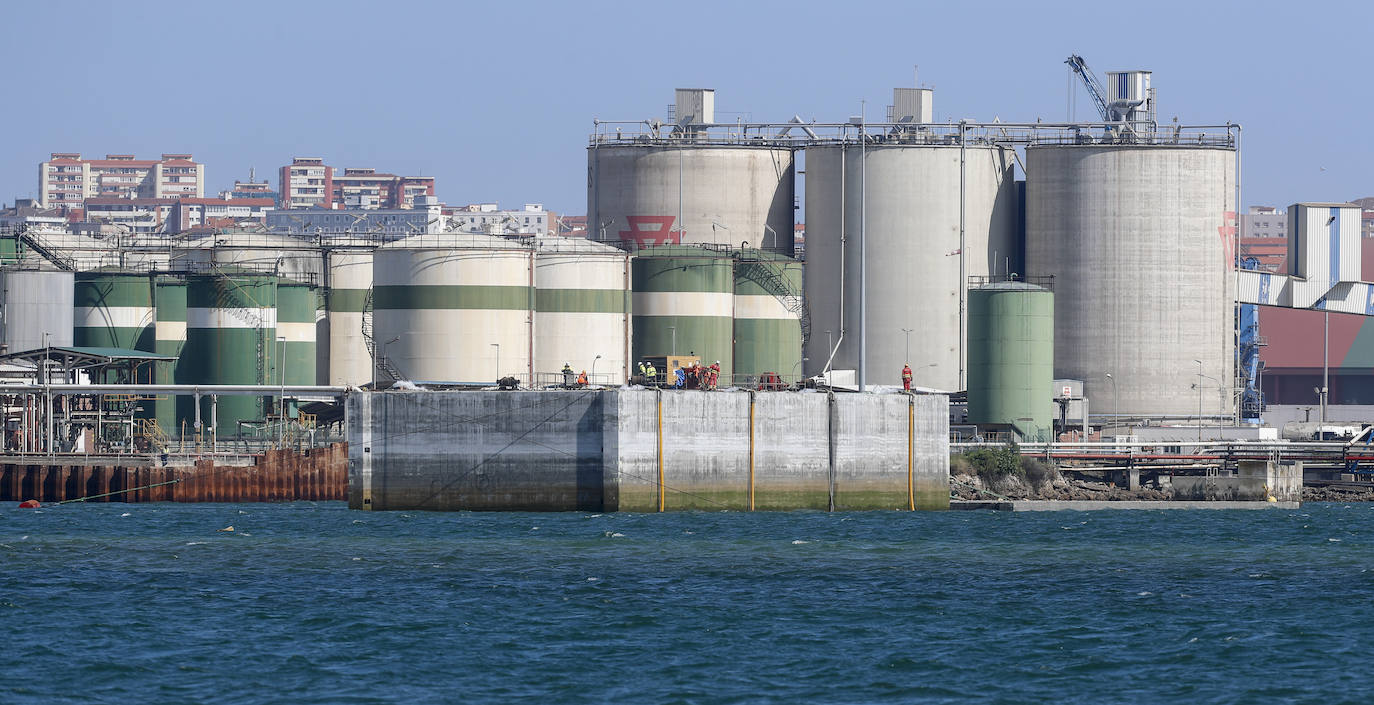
[448,203,550,235]
[38,153,204,209]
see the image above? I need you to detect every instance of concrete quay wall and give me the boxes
[347,389,949,512]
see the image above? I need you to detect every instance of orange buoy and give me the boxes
[18,499,40,508]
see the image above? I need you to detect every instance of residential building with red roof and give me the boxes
[38,153,204,210]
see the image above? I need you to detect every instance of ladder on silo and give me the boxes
[361,287,403,384]
[735,253,811,349]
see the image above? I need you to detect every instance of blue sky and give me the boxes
[2,0,1369,215]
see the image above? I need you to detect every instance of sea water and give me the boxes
[3,502,1373,704]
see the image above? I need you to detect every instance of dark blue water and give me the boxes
[3,502,1373,704]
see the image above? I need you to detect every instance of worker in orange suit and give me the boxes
[902,364,913,390]
[578,370,588,387]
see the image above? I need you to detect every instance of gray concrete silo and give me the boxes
[803,142,1019,390]
[1025,145,1236,418]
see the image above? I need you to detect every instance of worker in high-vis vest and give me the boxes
[645,361,658,387]
[901,364,913,390]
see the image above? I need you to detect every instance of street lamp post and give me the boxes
[591,354,602,386]
[491,343,500,383]
[1195,360,1203,441]
[1105,373,1118,427]
[901,328,913,367]
[1194,359,1218,442]
[791,356,809,383]
[668,326,676,357]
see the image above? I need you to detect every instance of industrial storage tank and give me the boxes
[1025,144,1235,417]
[173,231,322,283]
[532,236,631,385]
[0,267,74,353]
[632,246,735,378]
[803,141,1018,390]
[372,233,532,383]
[73,270,155,351]
[276,279,319,389]
[733,252,803,382]
[966,280,1054,441]
[180,270,278,436]
[152,275,187,436]
[589,90,795,254]
[323,250,372,385]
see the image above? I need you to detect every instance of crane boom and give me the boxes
[1065,54,1112,121]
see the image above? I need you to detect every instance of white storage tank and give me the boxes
[802,142,1019,390]
[532,236,632,385]
[588,145,795,254]
[372,233,533,383]
[323,249,373,385]
[1025,144,1236,417]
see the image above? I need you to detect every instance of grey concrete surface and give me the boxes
[348,389,949,512]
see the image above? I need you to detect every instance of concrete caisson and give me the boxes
[532,236,632,385]
[631,246,734,379]
[180,271,278,435]
[966,281,1054,441]
[588,145,796,253]
[372,233,532,383]
[1025,145,1236,417]
[732,252,803,382]
[803,143,1018,389]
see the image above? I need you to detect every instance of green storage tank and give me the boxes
[180,270,277,437]
[152,275,187,437]
[73,270,155,377]
[732,251,803,383]
[632,246,734,379]
[276,279,318,415]
[967,281,1054,441]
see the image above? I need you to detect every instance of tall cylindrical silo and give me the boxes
[373,234,532,383]
[0,267,74,353]
[533,236,631,385]
[966,281,1055,441]
[181,271,277,436]
[588,144,796,254]
[73,270,155,351]
[803,143,1018,389]
[632,246,734,378]
[324,250,373,385]
[1025,145,1236,417]
[733,252,802,383]
[152,275,187,437]
[276,279,318,389]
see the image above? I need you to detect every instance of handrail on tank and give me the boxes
[589,120,1237,150]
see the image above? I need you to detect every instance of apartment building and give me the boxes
[278,157,435,209]
[39,153,205,210]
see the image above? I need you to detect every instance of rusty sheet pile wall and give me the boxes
[0,442,348,503]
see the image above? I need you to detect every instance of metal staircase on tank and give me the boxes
[361,287,403,385]
[16,225,76,271]
[734,251,811,349]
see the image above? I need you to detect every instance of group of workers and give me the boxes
[561,363,589,388]
[637,360,723,390]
